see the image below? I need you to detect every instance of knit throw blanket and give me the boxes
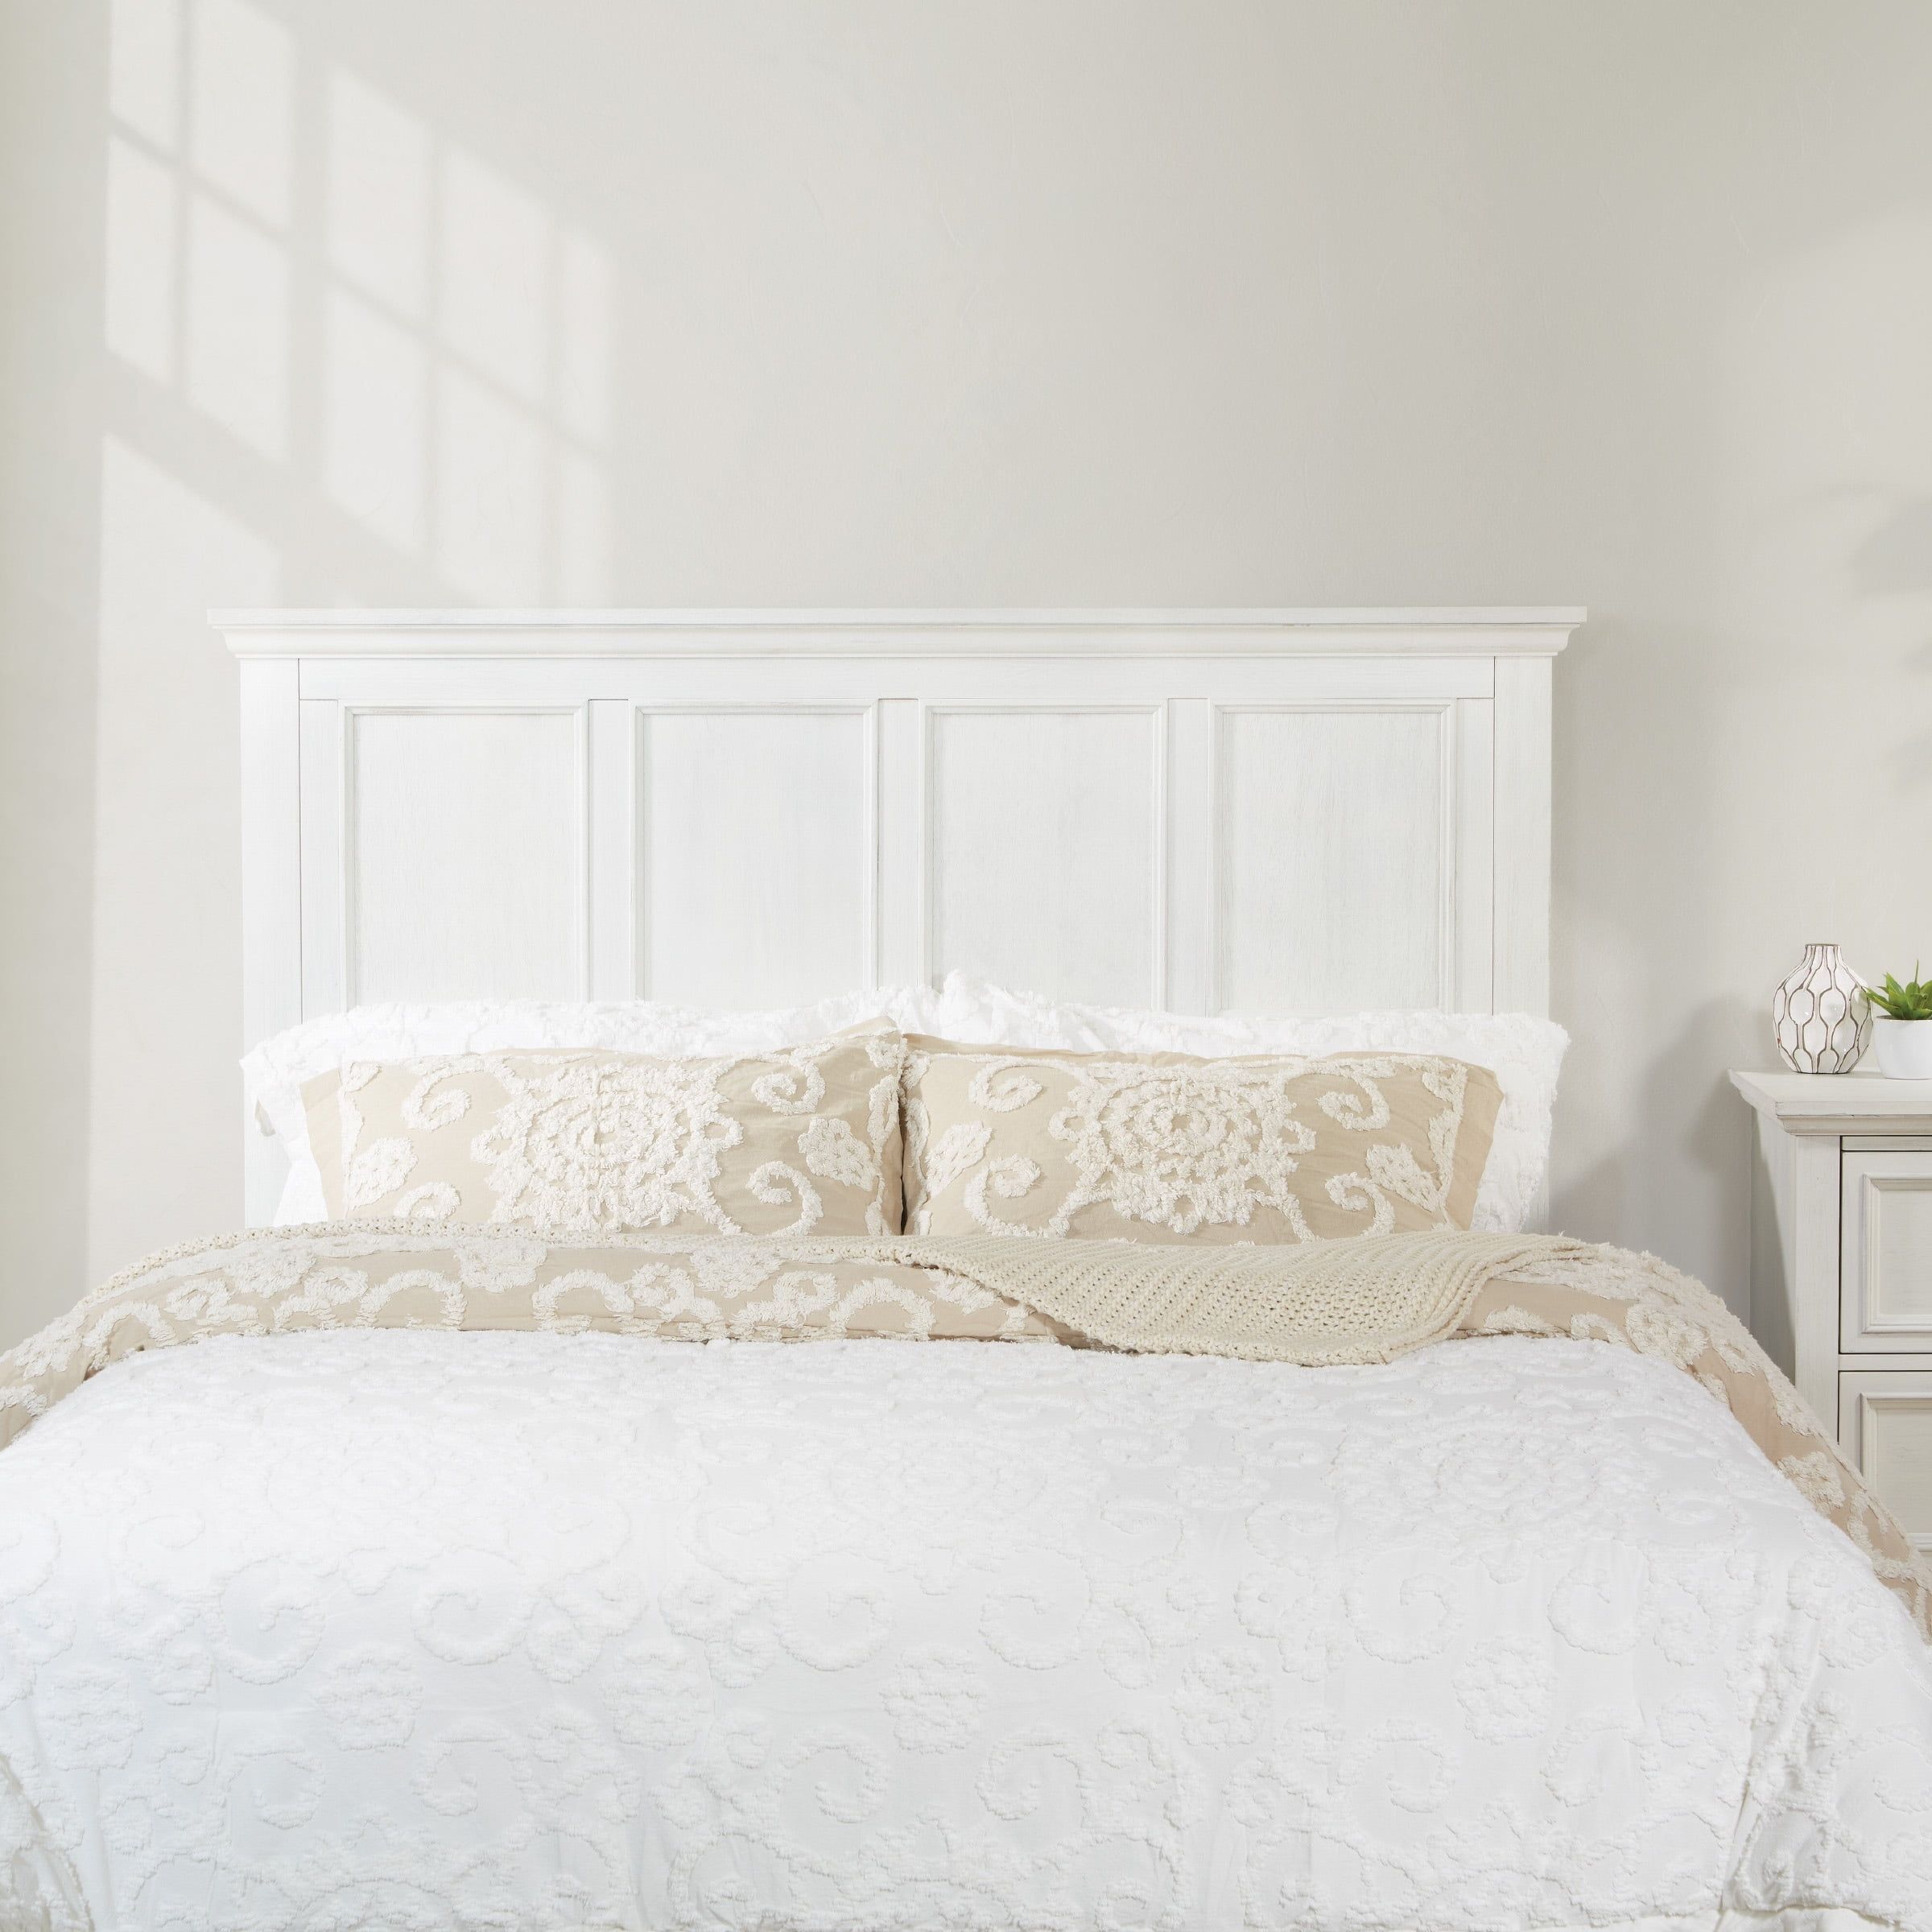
[3,1222,1926,1640]
[830,1228,1584,1365]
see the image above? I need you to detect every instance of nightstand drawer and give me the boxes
[1840,1373,1932,1551]
[1839,1148,1932,1351]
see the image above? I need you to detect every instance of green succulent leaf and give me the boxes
[1864,965,1932,1020]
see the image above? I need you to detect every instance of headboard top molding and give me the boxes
[216,607,1581,658]
[221,605,1579,1224]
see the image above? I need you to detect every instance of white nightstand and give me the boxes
[1733,1069,1932,1553]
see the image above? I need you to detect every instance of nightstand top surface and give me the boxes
[1731,1067,1932,1132]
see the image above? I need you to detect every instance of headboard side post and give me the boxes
[237,652,301,1224]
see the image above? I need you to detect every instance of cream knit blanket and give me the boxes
[827,1230,1587,1365]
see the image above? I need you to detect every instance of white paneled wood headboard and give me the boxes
[219,607,1579,1220]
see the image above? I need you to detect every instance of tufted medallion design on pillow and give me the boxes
[903,1037,1502,1242]
[302,1027,904,1235]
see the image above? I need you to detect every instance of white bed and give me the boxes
[8,1311,1929,1930]
[3,609,1930,1932]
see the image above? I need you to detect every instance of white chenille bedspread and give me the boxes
[2,1327,1930,1931]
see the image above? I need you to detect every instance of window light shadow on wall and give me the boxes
[105,0,613,603]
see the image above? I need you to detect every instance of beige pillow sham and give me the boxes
[902,1037,1503,1244]
[303,1029,904,1236]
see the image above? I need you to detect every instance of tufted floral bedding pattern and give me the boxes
[898,1042,1503,1242]
[2,1228,1931,1930]
[303,1030,904,1236]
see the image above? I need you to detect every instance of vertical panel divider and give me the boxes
[861,701,882,989]
[1435,702,1459,1009]
[631,708,650,1000]
[1453,696,1496,1011]
[1166,699,1217,1013]
[298,696,345,1018]
[1149,704,1170,1006]
[587,698,634,998]
[875,698,921,986]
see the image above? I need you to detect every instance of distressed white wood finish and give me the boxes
[1735,1070,1932,1537]
[219,608,1584,654]
[237,660,302,1225]
[926,705,1162,1005]
[1840,1147,1932,1351]
[638,706,875,1008]
[1841,1374,1932,1552]
[1217,705,1448,1013]
[344,708,586,1005]
[221,609,1579,1220]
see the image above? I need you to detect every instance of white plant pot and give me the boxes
[1872,1016,1932,1080]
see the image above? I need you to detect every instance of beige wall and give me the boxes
[3,0,1930,1346]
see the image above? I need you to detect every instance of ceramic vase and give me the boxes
[1872,1016,1932,1080]
[1772,943,1871,1074]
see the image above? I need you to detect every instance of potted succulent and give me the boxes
[1864,968,1932,1079]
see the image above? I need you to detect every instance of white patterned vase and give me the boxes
[1772,942,1872,1073]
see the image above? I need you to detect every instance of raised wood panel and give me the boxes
[1216,705,1450,1013]
[1842,1150,1932,1351]
[637,706,873,1007]
[346,707,584,1001]
[925,705,1161,1005]
[1843,1374,1932,1551]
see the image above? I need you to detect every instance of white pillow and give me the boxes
[243,975,1566,1232]
[923,974,1567,1233]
